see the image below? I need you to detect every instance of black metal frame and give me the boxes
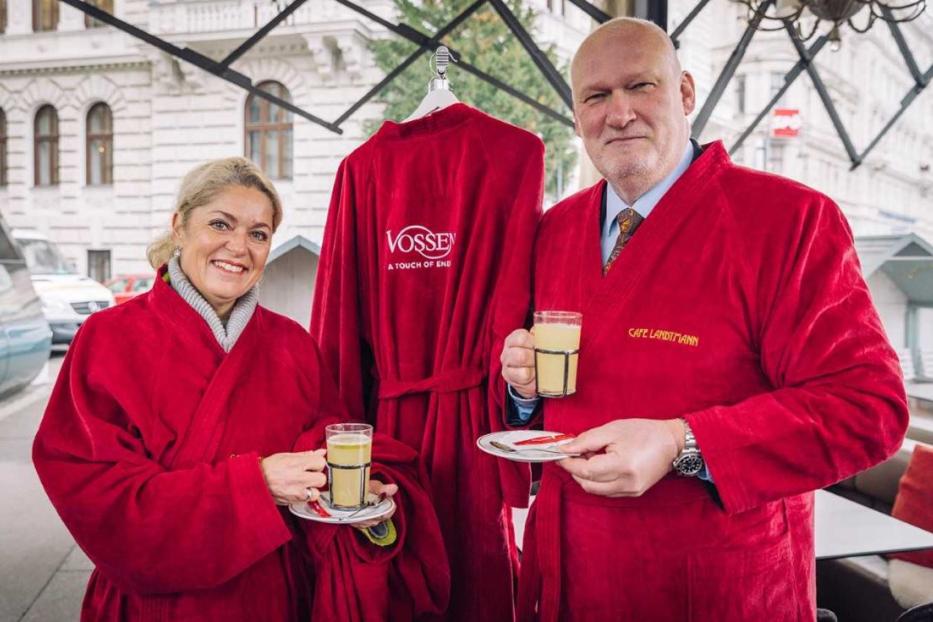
[57,0,931,171]
[60,0,593,133]
[679,0,932,170]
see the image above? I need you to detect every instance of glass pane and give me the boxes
[38,141,50,185]
[37,109,50,135]
[89,106,103,132]
[283,128,293,179]
[248,95,261,123]
[89,139,102,185]
[265,131,279,178]
[248,131,261,162]
[267,100,280,124]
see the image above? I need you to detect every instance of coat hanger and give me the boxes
[404,46,459,122]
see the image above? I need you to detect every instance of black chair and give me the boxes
[898,603,933,622]
[817,608,838,622]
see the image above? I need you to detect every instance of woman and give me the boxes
[33,158,448,621]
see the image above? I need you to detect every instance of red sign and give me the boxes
[772,108,801,138]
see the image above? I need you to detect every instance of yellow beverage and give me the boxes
[326,433,372,508]
[534,321,581,397]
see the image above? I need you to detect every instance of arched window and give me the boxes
[33,0,58,32]
[245,81,293,180]
[87,103,113,185]
[0,109,7,187]
[84,0,113,29]
[34,105,59,186]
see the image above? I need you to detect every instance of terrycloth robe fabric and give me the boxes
[517,142,909,622]
[311,103,545,621]
[33,270,448,622]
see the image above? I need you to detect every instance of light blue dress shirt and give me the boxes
[508,140,713,481]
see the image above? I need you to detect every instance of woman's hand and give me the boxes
[354,479,399,530]
[260,449,327,505]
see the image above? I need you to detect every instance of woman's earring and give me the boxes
[172,247,181,258]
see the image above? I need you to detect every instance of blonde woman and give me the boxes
[33,157,448,621]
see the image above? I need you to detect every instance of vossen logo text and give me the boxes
[386,225,456,260]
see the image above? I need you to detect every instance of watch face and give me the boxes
[675,452,704,477]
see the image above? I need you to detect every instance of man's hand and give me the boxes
[558,418,686,497]
[500,329,537,398]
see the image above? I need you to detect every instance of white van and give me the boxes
[12,230,116,347]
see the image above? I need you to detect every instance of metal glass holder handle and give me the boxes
[326,461,371,509]
[534,347,579,397]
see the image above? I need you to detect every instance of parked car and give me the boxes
[105,273,155,305]
[0,219,52,396]
[12,230,115,348]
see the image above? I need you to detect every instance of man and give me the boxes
[500,17,908,621]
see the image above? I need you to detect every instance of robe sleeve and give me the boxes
[485,138,545,506]
[32,319,292,594]
[686,196,909,514]
[291,340,450,621]
[311,156,372,422]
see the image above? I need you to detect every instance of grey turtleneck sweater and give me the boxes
[167,256,258,352]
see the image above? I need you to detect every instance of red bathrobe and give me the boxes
[312,103,544,621]
[33,272,448,622]
[518,142,909,622]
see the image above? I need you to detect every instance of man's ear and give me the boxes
[681,71,696,116]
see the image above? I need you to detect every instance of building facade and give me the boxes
[0,0,931,280]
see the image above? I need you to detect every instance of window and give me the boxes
[245,81,293,180]
[735,75,746,115]
[87,103,113,185]
[34,105,59,186]
[770,72,785,101]
[84,0,113,29]
[33,0,58,32]
[1,0,7,34]
[106,277,127,294]
[0,108,6,187]
[87,249,111,283]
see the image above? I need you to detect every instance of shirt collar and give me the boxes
[604,140,695,232]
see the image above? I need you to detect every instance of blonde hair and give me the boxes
[147,157,284,269]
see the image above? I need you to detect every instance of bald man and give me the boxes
[499,18,907,621]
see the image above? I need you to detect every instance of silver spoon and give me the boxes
[489,440,578,457]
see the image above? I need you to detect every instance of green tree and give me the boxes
[367,0,577,198]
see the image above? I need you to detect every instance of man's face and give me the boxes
[572,26,696,196]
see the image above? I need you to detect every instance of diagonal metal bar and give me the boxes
[784,22,859,165]
[221,0,309,68]
[332,0,486,126]
[59,0,341,133]
[671,0,712,47]
[691,0,772,139]
[730,36,828,154]
[852,62,933,170]
[882,7,925,86]
[59,0,250,87]
[333,0,573,128]
[566,0,611,23]
[487,0,573,109]
[454,57,575,126]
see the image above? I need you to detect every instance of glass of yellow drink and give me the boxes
[325,423,373,509]
[533,311,582,397]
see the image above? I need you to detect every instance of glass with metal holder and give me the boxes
[533,311,582,397]
[325,423,372,509]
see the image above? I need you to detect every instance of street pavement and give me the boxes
[0,355,89,622]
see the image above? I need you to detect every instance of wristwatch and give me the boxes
[672,420,705,477]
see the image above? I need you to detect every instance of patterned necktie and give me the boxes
[603,207,644,274]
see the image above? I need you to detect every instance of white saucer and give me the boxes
[289,491,395,525]
[476,430,576,463]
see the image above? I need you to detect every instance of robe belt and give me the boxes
[376,367,486,399]
[522,465,714,621]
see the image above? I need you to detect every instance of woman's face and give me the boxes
[173,185,275,319]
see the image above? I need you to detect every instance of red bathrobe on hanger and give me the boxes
[517,142,909,621]
[33,272,448,622]
[312,103,544,621]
